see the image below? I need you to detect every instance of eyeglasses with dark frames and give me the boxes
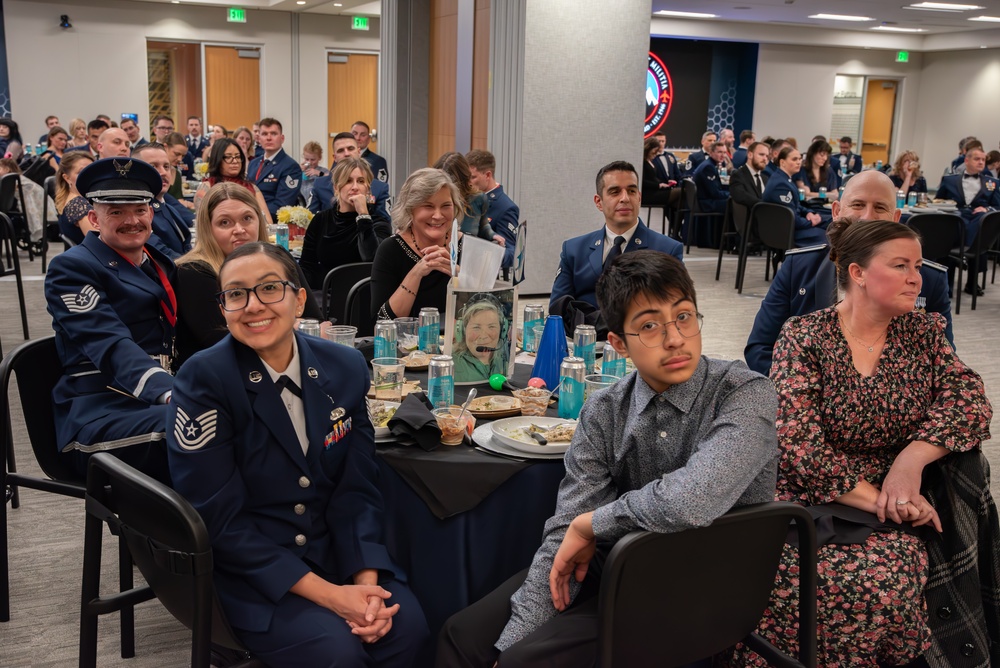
[623,311,704,347]
[216,280,297,311]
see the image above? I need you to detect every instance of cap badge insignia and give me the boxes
[112,159,133,178]
[249,371,263,383]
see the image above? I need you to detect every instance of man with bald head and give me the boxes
[744,169,953,375]
[97,127,131,159]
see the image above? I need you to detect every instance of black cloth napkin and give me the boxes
[386,392,441,451]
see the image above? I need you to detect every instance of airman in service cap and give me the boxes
[76,157,162,204]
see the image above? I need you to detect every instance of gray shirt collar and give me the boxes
[631,356,707,414]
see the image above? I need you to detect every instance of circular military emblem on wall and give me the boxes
[644,52,673,138]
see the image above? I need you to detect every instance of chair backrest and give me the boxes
[43,175,56,200]
[0,174,17,214]
[681,179,697,212]
[731,200,750,237]
[598,501,816,668]
[970,210,1000,256]
[907,213,964,259]
[345,277,373,337]
[751,202,796,251]
[85,453,247,653]
[321,262,373,323]
[0,336,77,483]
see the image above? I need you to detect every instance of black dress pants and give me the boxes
[435,568,602,668]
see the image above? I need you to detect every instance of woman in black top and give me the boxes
[889,151,928,195]
[174,182,321,368]
[299,156,391,289]
[640,136,676,207]
[370,167,465,324]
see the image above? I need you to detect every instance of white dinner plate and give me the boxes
[367,399,401,439]
[471,424,564,460]
[489,416,576,455]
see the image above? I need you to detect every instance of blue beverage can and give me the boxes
[275,224,289,250]
[374,320,397,359]
[522,305,545,353]
[418,307,440,354]
[907,192,917,207]
[558,356,586,420]
[876,160,883,171]
[601,342,627,378]
[896,190,905,209]
[573,325,597,373]
[427,355,454,409]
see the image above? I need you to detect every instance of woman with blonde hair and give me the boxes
[54,151,95,245]
[67,118,88,148]
[889,150,927,196]
[174,182,321,368]
[370,167,465,323]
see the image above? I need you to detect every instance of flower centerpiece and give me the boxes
[276,205,314,240]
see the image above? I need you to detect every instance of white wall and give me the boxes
[911,48,1000,182]
[752,44,923,165]
[4,0,379,154]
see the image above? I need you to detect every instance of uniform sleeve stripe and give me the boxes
[133,366,169,397]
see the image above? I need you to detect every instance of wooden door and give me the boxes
[327,54,379,157]
[861,79,897,168]
[205,46,261,132]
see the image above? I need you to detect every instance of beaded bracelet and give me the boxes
[398,283,417,297]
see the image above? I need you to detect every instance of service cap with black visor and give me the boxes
[43,157,181,481]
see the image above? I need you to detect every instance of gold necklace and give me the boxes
[838,312,887,353]
[410,229,448,252]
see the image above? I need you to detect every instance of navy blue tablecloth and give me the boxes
[375,448,565,663]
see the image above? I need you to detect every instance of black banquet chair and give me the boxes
[950,210,1000,312]
[906,213,964,311]
[737,202,795,294]
[683,180,726,254]
[345,277,373,337]
[0,211,29,340]
[320,261,373,324]
[80,453,264,668]
[598,501,817,668]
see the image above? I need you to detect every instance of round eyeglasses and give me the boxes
[623,312,704,348]
[216,280,296,311]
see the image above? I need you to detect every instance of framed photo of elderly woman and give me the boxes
[444,287,518,384]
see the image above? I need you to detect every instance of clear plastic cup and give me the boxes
[512,387,552,417]
[433,406,472,445]
[324,325,357,347]
[584,374,617,400]
[371,357,405,402]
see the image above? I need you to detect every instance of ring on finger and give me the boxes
[895,500,910,505]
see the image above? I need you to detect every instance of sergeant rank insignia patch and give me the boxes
[174,408,218,450]
[61,285,100,313]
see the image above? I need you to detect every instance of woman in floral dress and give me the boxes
[732,218,992,667]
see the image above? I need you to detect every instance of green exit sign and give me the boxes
[352,16,369,31]
[228,7,246,23]
[896,50,909,63]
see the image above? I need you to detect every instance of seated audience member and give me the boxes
[731,129,755,169]
[549,161,683,313]
[248,118,302,221]
[434,151,493,241]
[168,241,428,667]
[452,294,510,383]
[308,132,390,221]
[729,141,770,209]
[44,157,176,481]
[67,118,89,149]
[889,150,927,195]
[184,116,209,166]
[370,168,464,323]
[0,158,54,244]
[795,139,839,201]
[950,139,982,177]
[732,218,994,668]
[761,146,828,248]
[193,138,272,225]
[173,182,321,368]
[640,136,677,208]
[38,114,60,146]
[299,156,391,290]
[467,148,520,269]
[55,152,96,245]
[785,137,798,149]
[120,117,147,148]
[950,135,977,173]
[353,120,388,184]
[67,119,109,159]
[299,140,329,205]
[163,132,191,191]
[985,150,1000,179]
[935,145,1000,296]
[745,170,954,376]
[437,250,779,666]
[720,128,736,160]
[201,123,227,161]
[652,131,683,188]
[692,141,730,215]
[96,127,131,159]
[45,125,70,171]
[232,125,255,160]
[762,138,790,179]
[151,115,175,143]
[0,118,24,161]
[132,142,194,256]
[684,130,716,175]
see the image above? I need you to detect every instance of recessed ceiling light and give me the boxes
[654,10,717,18]
[296,1,305,4]
[969,15,1000,21]
[333,2,342,5]
[809,13,875,21]
[872,25,925,31]
[906,2,984,11]
[981,45,988,48]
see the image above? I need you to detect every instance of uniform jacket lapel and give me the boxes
[234,342,311,475]
[296,336,340,464]
[587,229,604,278]
[83,233,167,301]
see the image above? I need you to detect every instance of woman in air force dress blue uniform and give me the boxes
[167,241,427,667]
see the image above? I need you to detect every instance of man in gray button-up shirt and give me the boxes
[438,251,778,667]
